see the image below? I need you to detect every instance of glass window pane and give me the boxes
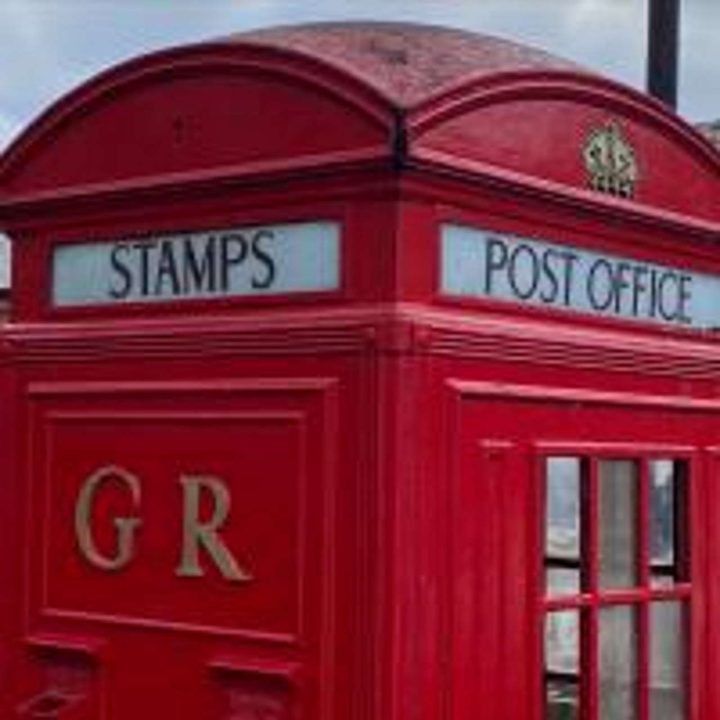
[650,460,688,587]
[599,460,638,589]
[650,460,675,566]
[650,602,686,720]
[546,567,581,597]
[545,610,580,675]
[546,679,580,720]
[546,458,581,560]
[599,606,637,720]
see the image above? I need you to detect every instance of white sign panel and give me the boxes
[53,221,340,307]
[441,224,720,330]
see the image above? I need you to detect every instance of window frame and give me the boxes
[535,442,695,720]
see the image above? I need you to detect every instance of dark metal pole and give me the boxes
[647,0,681,108]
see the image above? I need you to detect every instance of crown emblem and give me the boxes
[583,122,638,198]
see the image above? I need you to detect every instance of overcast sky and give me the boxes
[0,0,718,154]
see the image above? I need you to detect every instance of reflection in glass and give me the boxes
[650,461,675,566]
[546,679,580,720]
[545,610,580,675]
[599,606,637,720]
[599,460,637,589]
[546,458,581,560]
[650,460,688,587]
[650,602,686,720]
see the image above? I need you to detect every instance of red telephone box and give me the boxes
[0,21,719,720]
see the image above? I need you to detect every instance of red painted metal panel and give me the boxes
[441,378,717,720]
[0,19,717,720]
[411,85,720,222]
[11,360,368,719]
[0,43,393,197]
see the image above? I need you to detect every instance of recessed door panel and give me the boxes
[22,377,337,718]
[447,381,715,720]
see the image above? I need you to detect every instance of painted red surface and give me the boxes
[0,20,718,720]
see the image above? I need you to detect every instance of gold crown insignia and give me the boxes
[583,122,639,199]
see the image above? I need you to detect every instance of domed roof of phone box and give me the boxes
[0,21,717,225]
[233,21,582,107]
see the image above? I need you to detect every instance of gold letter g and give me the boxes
[74,465,142,572]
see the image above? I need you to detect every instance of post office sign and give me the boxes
[52,221,340,307]
[441,224,720,330]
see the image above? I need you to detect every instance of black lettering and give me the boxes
[133,240,156,297]
[658,272,680,321]
[109,244,133,300]
[155,240,181,296]
[614,262,631,313]
[220,233,248,292]
[631,265,648,317]
[508,244,540,300]
[678,274,693,324]
[648,268,659,318]
[251,230,277,290]
[539,249,560,303]
[587,259,615,311]
[183,237,217,293]
[485,237,508,295]
[560,251,579,306]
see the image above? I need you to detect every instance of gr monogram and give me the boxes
[74,465,252,582]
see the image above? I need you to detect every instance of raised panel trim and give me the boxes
[25,377,338,649]
[25,632,106,661]
[12,304,720,382]
[27,377,337,397]
[448,379,720,413]
[37,409,306,644]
